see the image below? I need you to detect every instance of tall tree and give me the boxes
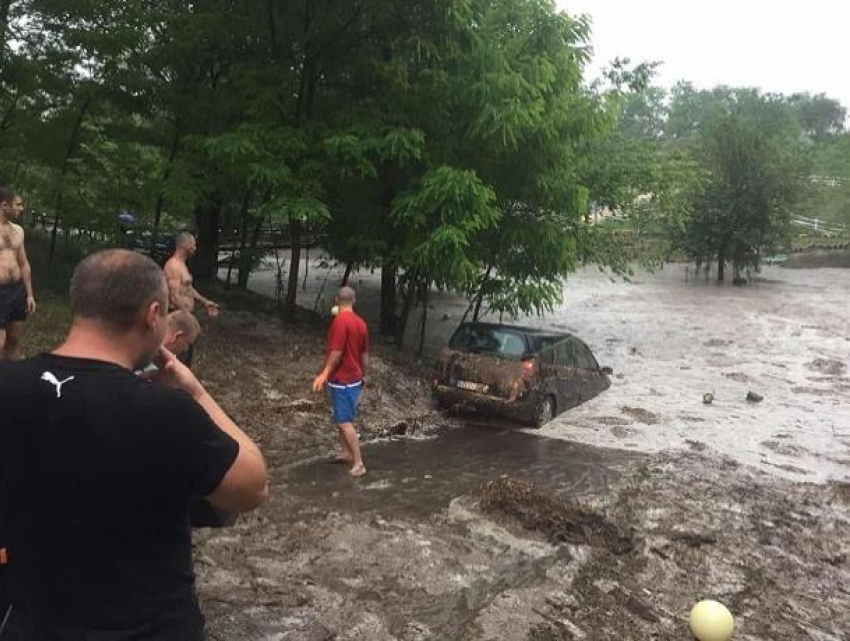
[788,92,847,143]
[685,93,809,281]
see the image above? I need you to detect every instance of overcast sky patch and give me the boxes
[558,0,849,107]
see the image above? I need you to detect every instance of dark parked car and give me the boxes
[433,322,611,427]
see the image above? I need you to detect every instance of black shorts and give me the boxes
[0,281,27,329]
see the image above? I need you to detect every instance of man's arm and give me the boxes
[195,390,268,512]
[313,350,343,393]
[191,287,220,318]
[361,327,371,377]
[154,347,268,512]
[15,226,35,313]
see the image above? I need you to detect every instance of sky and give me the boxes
[556,0,849,107]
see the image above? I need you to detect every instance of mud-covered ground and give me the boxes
[192,301,438,464]
[184,280,848,640]
[21,246,850,640]
[243,253,850,483]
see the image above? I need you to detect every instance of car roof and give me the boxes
[456,321,570,340]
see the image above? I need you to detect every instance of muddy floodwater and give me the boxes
[281,427,639,519]
[198,256,850,639]
[239,256,850,481]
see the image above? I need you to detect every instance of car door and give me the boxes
[572,338,605,402]
[553,339,582,410]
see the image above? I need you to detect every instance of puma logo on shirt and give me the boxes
[41,371,75,398]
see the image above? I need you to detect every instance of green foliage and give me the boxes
[4,0,844,329]
[787,93,847,143]
[393,166,499,290]
[659,87,813,278]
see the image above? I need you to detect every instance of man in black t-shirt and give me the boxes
[0,249,268,640]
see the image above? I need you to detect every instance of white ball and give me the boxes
[690,600,734,641]
[331,305,339,316]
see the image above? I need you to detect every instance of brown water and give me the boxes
[278,425,641,520]
[236,256,850,482]
[201,256,850,639]
[217,426,642,640]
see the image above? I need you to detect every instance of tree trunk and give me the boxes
[0,92,19,134]
[472,293,485,322]
[717,245,726,283]
[266,0,278,49]
[460,298,475,325]
[341,262,354,286]
[239,217,263,290]
[396,269,420,347]
[194,198,222,280]
[472,266,492,322]
[378,172,398,336]
[49,95,92,261]
[232,191,250,288]
[49,213,60,261]
[417,282,429,357]
[226,248,235,287]
[285,217,302,321]
[0,0,12,64]
[284,0,313,321]
[380,262,397,336]
[150,125,181,253]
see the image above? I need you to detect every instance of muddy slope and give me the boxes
[193,308,437,464]
[196,444,849,640]
[188,295,848,640]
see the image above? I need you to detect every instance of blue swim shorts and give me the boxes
[328,381,363,424]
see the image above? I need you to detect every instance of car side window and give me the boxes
[555,340,577,367]
[573,340,598,370]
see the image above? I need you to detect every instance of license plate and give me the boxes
[455,380,489,394]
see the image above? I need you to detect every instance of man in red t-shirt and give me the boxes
[312,286,370,477]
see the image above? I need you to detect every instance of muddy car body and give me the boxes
[433,322,611,427]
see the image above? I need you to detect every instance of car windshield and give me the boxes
[449,326,527,358]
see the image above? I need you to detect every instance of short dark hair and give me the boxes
[337,286,356,304]
[0,185,18,205]
[70,250,168,330]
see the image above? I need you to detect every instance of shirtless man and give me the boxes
[0,186,35,360]
[163,232,218,365]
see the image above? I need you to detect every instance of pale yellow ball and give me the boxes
[690,600,734,641]
[331,305,339,316]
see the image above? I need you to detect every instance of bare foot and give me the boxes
[349,464,367,477]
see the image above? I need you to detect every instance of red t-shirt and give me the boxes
[327,310,369,384]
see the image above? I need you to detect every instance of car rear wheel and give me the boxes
[534,395,555,428]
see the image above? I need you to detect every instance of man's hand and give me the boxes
[151,346,205,399]
[26,296,36,314]
[205,301,220,319]
[312,373,328,394]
